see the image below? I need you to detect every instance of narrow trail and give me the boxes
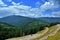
[39,24,60,40]
[6,28,49,40]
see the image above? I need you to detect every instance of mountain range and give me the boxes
[0,15,34,26]
[37,17,60,23]
[0,15,60,26]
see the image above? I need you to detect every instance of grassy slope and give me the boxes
[46,30,60,40]
[34,26,57,40]
[36,27,48,34]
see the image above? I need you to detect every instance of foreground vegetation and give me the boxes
[46,29,60,40]
[0,20,60,40]
[34,26,58,40]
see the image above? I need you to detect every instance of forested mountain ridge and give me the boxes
[0,15,60,40]
[0,20,48,40]
[0,15,34,26]
[0,15,60,26]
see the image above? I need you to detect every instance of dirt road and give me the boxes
[6,27,48,40]
[39,24,60,40]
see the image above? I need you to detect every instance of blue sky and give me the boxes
[3,0,48,7]
[0,0,60,18]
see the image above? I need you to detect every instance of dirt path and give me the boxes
[39,24,60,40]
[6,28,48,40]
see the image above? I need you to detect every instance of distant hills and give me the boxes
[0,15,60,26]
[0,15,34,26]
[37,17,60,23]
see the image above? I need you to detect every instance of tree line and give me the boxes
[0,21,60,40]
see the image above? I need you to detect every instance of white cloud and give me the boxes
[40,2,55,10]
[48,0,60,7]
[8,0,12,2]
[11,2,21,6]
[0,0,60,18]
[41,14,58,17]
[35,1,40,7]
[52,11,60,16]
[0,5,44,18]
[0,0,7,6]
[0,5,33,18]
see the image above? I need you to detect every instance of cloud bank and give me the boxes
[0,0,7,6]
[0,0,60,18]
